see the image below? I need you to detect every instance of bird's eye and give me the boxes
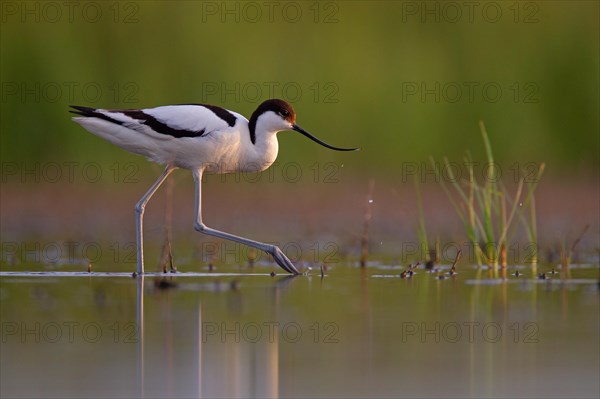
[280,110,289,117]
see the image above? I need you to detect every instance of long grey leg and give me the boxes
[136,165,176,274]
[192,168,300,275]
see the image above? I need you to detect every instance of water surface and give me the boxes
[1,264,598,398]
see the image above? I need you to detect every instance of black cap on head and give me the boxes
[249,99,359,151]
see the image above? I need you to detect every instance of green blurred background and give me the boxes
[1,1,598,179]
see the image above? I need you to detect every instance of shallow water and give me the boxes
[1,263,598,398]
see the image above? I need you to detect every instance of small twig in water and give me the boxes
[160,238,175,273]
[159,173,176,272]
[570,224,590,261]
[561,224,590,268]
[449,250,462,275]
[360,179,375,268]
[247,247,257,269]
[407,262,419,277]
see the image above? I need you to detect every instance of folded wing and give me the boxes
[70,104,243,139]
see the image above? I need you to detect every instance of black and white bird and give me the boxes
[70,99,358,275]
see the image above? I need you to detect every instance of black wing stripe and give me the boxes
[69,105,130,126]
[180,104,238,127]
[69,106,206,138]
[69,105,101,117]
[121,110,205,138]
[202,104,237,127]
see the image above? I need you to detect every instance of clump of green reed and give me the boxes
[431,121,545,267]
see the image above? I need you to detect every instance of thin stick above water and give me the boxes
[360,179,375,268]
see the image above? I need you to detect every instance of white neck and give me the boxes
[240,115,282,172]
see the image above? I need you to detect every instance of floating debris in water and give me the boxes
[320,264,325,278]
[549,268,557,275]
[87,263,92,273]
[513,270,522,277]
[132,271,138,278]
[270,271,276,277]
